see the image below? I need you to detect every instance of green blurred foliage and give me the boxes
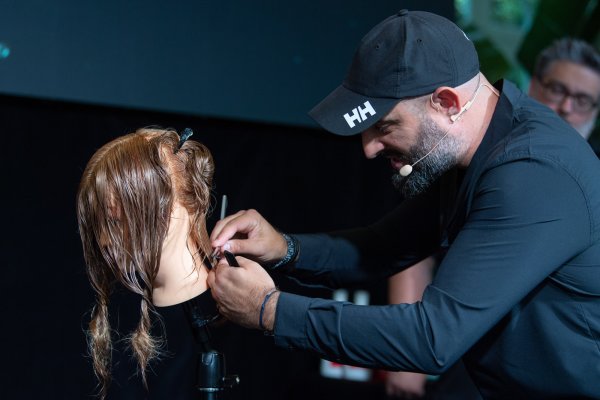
[518,0,598,74]
[456,0,600,141]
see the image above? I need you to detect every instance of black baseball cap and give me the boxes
[309,9,480,136]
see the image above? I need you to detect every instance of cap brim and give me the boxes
[308,84,399,136]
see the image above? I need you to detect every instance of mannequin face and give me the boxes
[530,60,600,139]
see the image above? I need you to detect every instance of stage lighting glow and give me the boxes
[0,43,11,60]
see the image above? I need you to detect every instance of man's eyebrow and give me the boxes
[546,79,598,100]
[376,119,402,129]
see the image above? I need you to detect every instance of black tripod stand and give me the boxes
[183,291,239,399]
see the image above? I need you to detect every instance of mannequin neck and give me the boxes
[153,203,209,307]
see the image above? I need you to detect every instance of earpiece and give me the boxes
[448,79,499,123]
[429,94,442,112]
[449,99,474,123]
[431,91,471,123]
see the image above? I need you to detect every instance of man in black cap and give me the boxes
[208,10,600,398]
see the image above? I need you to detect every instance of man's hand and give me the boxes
[207,255,279,330]
[385,371,427,399]
[210,209,287,265]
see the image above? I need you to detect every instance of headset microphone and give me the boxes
[398,127,452,177]
[400,77,499,178]
[399,164,413,177]
[399,90,461,177]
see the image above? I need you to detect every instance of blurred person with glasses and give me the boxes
[529,38,600,140]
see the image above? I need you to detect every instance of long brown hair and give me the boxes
[76,128,214,397]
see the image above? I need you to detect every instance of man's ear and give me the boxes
[431,87,461,118]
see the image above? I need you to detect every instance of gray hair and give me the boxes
[534,38,600,79]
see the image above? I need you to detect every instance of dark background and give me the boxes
[0,0,452,127]
[0,1,453,399]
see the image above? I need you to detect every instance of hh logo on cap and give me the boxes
[344,101,376,128]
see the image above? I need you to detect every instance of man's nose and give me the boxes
[558,95,575,114]
[361,129,383,159]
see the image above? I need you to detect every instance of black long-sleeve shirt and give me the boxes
[273,81,600,398]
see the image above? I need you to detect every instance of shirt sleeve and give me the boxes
[282,181,441,289]
[274,158,591,374]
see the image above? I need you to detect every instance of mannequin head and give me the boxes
[77,128,214,396]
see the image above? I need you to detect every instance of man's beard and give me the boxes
[392,116,462,198]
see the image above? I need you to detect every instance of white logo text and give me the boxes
[343,101,376,128]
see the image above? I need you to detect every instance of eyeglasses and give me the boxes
[538,79,599,113]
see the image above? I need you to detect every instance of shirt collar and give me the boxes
[468,80,519,169]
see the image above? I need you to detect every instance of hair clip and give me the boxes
[175,128,194,153]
